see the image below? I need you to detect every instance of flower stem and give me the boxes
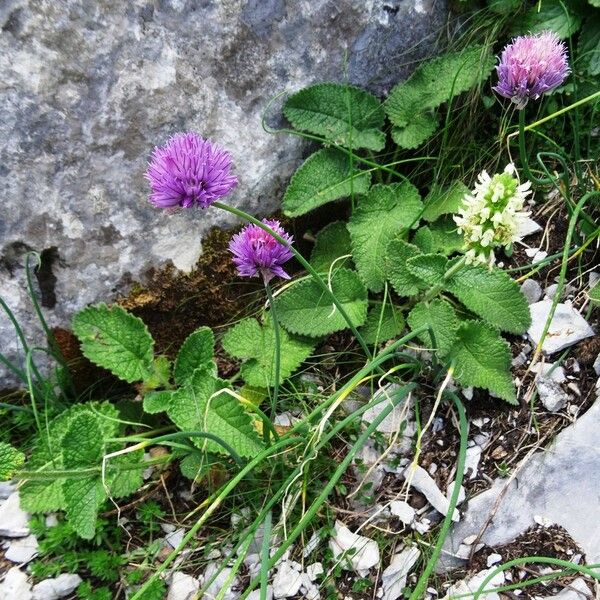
[518,108,541,184]
[213,201,372,360]
[264,281,280,424]
[422,256,467,303]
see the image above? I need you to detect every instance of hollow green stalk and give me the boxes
[264,281,281,424]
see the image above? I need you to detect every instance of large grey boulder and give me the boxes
[0,0,447,388]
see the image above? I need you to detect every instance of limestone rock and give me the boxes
[520,279,542,304]
[329,520,380,574]
[0,567,32,600]
[379,546,420,600]
[0,492,30,538]
[5,534,39,563]
[272,560,303,598]
[535,577,592,599]
[0,0,447,388]
[403,464,460,521]
[167,572,199,600]
[31,574,82,600]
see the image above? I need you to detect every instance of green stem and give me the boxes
[409,392,468,600]
[423,257,466,303]
[518,108,543,184]
[213,201,373,360]
[264,281,281,424]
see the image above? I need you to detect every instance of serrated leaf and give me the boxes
[72,304,154,383]
[222,316,315,387]
[413,227,435,254]
[407,299,459,356]
[167,368,264,458]
[588,280,600,305]
[422,181,470,222]
[428,217,465,255]
[310,221,353,273]
[360,303,405,345]
[446,263,531,334]
[406,254,449,286]
[62,413,106,539]
[385,239,426,297]
[20,402,119,513]
[275,268,368,337]
[107,451,145,498]
[143,390,174,414]
[579,16,600,76]
[385,46,495,148]
[0,442,24,481]
[283,149,371,217]
[284,83,386,150]
[516,0,582,38]
[174,327,215,385]
[448,320,516,404]
[348,183,423,292]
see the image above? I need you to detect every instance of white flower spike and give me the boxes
[454,164,531,267]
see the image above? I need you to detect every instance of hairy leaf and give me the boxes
[385,239,426,297]
[588,280,600,305]
[222,316,315,387]
[412,227,434,254]
[143,390,174,414]
[405,254,449,286]
[385,46,495,148]
[448,320,516,404]
[310,221,354,273]
[107,451,145,498]
[407,299,459,356]
[428,217,465,255]
[360,302,405,345]
[0,442,25,481]
[174,327,215,385]
[62,413,106,539]
[72,304,154,383]
[284,83,386,150]
[422,181,469,222]
[167,368,263,458]
[348,182,423,292]
[446,263,531,334]
[283,149,371,217]
[275,268,368,337]
[516,0,582,38]
[579,16,600,76]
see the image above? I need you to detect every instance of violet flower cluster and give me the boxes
[229,219,294,284]
[145,132,237,209]
[493,31,569,109]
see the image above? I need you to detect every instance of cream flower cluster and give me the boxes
[454,164,531,267]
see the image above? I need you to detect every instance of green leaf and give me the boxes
[143,390,174,414]
[20,402,120,513]
[448,320,516,404]
[310,221,354,273]
[107,451,145,498]
[0,442,25,481]
[579,16,600,76]
[487,0,522,14]
[360,303,405,345]
[428,217,465,255]
[72,304,154,383]
[516,0,582,38]
[283,83,386,150]
[422,181,469,222]
[385,46,495,148]
[385,239,426,297]
[406,254,449,286]
[222,316,315,387]
[275,268,368,337]
[446,263,531,334]
[588,280,600,305]
[589,0,600,6]
[283,149,371,217]
[62,413,106,539]
[407,299,459,357]
[174,327,215,385]
[348,182,423,292]
[167,368,264,458]
[413,227,434,254]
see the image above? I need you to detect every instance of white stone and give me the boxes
[389,500,416,524]
[273,412,299,427]
[442,568,505,600]
[446,481,466,505]
[306,562,324,581]
[520,279,543,304]
[440,398,600,572]
[536,377,570,412]
[167,572,199,600]
[0,492,30,537]
[302,531,321,558]
[531,362,566,382]
[32,574,82,600]
[247,588,273,600]
[536,577,592,599]
[465,445,482,480]
[202,564,240,600]
[517,217,542,238]
[165,527,185,549]
[362,386,413,435]
[486,553,502,567]
[379,547,420,600]
[272,561,302,598]
[544,283,560,300]
[45,514,59,528]
[5,534,39,563]
[528,301,595,354]
[329,520,380,573]
[0,481,16,499]
[593,353,600,376]
[0,567,32,600]
[403,465,460,521]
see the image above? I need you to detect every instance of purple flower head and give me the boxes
[146,132,238,209]
[229,219,294,284]
[493,31,569,109]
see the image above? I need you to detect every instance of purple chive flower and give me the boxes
[145,132,237,208]
[493,31,569,109]
[229,219,294,284]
